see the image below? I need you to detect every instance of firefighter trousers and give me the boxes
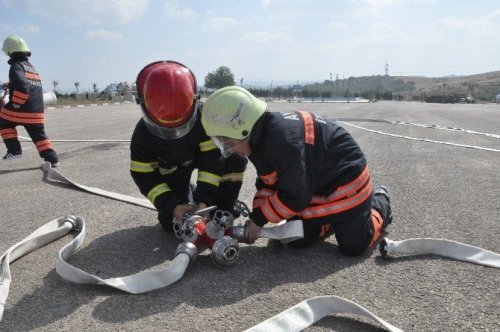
[0,118,59,163]
[287,191,392,256]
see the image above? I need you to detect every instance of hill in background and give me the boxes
[297,71,500,103]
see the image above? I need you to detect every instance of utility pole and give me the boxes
[336,74,339,96]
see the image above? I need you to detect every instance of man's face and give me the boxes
[219,137,252,157]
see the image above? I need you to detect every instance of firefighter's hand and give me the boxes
[173,204,194,220]
[244,219,262,244]
[193,202,209,217]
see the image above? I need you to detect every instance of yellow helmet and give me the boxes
[2,35,30,56]
[201,86,267,140]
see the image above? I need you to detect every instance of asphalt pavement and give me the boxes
[1,100,499,331]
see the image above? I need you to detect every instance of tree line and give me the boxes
[203,66,500,103]
[49,65,500,103]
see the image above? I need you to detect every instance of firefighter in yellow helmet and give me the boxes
[1,35,59,166]
[130,61,247,232]
[201,86,393,256]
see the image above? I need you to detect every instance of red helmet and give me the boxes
[136,61,198,139]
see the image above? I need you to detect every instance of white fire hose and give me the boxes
[0,213,304,322]
[245,295,403,332]
[41,162,155,210]
[2,163,499,330]
[244,239,500,332]
[379,238,500,268]
[0,215,195,322]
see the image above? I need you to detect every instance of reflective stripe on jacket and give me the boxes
[130,109,223,213]
[249,111,370,226]
[1,55,44,124]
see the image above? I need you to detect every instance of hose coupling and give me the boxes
[180,215,205,243]
[211,236,240,267]
[212,210,235,231]
[61,215,78,231]
[205,209,235,240]
[175,242,198,263]
[231,225,246,242]
[379,238,396,257]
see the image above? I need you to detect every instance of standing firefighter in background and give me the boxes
[130,61,247,232]
[0,35,59,166]
[201,86,393,256]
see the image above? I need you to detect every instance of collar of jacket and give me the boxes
[249,111,268,152]
[8,53,29,65]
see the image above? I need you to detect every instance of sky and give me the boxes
[0,0,499,93]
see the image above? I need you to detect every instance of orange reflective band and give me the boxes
[13,90,29,100]
[252,198,264,209]
[254,188,274,199]
[311,165,370,205]
[259,171,278,186]
[0,128,18,140]
[25,72,41,80]
[298,111,315,145]
[12,97,26,104]
[261,198,283,223]
[301,181,373,219]
[0,109,45,124]
[368,209,384,248]
[35,139,53,152]
[269,193,297,219]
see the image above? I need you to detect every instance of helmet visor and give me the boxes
[142,102,198,140]
[210,136,250,158]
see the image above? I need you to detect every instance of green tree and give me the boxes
[406,80,416,97]
[204,66,236,89]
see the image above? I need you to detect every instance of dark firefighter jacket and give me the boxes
[1,54,45,124]
[248,111,370,226]
[130,109,224,218]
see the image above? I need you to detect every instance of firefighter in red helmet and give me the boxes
[130,61,247,232]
